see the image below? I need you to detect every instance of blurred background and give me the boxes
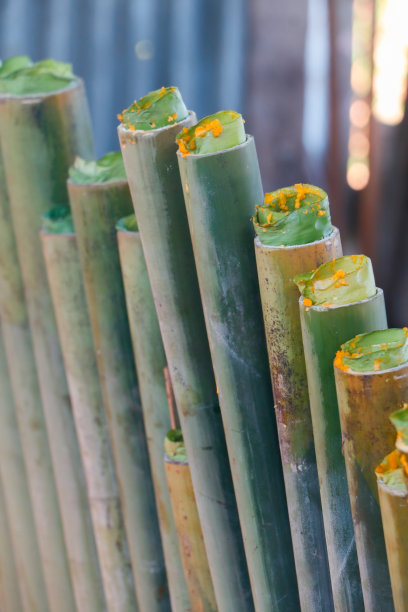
[0,0,406,325]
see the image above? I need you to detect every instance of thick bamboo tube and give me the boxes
[119,117,253,612]
[178,140,299,612]
[334,362,408,611]
[254,231,342,611]
[378,479,408,612]
[69,179,169,612]
[117,219,190,612]
[165,456,217,612]
[0,81,103,611]
[0,145,71,610]
[0,471,22,612]
[42,226,137,611]
[299,290,387,610]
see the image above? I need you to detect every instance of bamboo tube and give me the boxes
[299,289,387,610]
[68,178,169,612]
[0,471,23,612]
[0,148,72,610]
[164,435,217,612]
[117,216,190,612]
[41,220,137,611]
[378,480,408,612]
[177,139,299,611]
[254,230,342,611]
[0,81,104,611]
[334,361,408,610]
[119,117,253,612]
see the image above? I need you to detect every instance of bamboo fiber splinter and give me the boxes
[69,178,169,611]
[0,83,99,611]
[119,116,253,612]
[255,230,342,611]
[117,219,190,612]
[42,226,137,611]
[178,138,299,612]
[334,360,408,611]
[299,290,387,610]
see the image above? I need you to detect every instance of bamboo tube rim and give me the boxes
[299,287,384,312]
[0,77,84,101]
[164,455,188,467]
[377,478,408,498]
[118,109,196,137]
[176,134,252,159]
[254,226,340,252]
[334,352,408,377]
[67,177,128,191]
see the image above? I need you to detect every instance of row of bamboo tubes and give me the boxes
[0,75,406,612]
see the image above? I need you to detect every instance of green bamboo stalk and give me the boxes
[164,433,217,612]
[334,359,408,610]
[0,144,72,611]
[0,469,23,612]
[41,219,138,611]
[299,289,387,610]
[254,230,342,611]
[0,80,104,611]
[119,116,253,612]
[177,138,299,612]
[117,216,190,612]
[68,178,169,612]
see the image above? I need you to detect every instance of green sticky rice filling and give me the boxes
[294,255,376,306]
[253,184,333,247]
[119,86,188,131]
[69,152,126,185]
[376,450,407,491]
[390,406,408,449]
[176,110,246,155]
[0,57,75,94]
[164,429,187,464]
[42,205,74,234]
[339,329,408,372]
[116,214,138,233]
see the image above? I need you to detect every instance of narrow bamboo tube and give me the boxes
[0,471,23,612]
[119,117,253,612]
[42,226,137,611]
[165,455,217,611]
[0,81,104,611]
[117,219,190,612]
[254,231,342,611]
[299,290,387,610]
[178,141,299,612]
[378,480,408,612]
[334,362,408,610]
[0,148,71,610]
[69,179,169,611]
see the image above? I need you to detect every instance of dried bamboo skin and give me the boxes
[117,227,190,612]
[334,363,408,611]
[0,87,98,611]
[165,459,217,612]
[119,116,253,612]
[42,230,138,612]
[69,179,169,612]
[300,290,387,611]
[177,140,299,612]
[378,481,408,612]
[254,230,342,612]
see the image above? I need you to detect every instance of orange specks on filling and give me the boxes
[178,118,223,155]
[317,210,326,216]
[303,298,313,307]
[168,113,177,122]
[334,350,350,372]
[128,124,135,131]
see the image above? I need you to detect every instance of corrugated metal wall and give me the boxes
[0,0,247,155]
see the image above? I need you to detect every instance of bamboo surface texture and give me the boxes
[117,224,190,612]
[178,140,299,612]
[119,115,253,612]
[300,290,387,611]
[0,124,74,611]
[254,231,342,612]
[69,178,169,612]
[42,229,138,612]
[0,469,22,612]
[378,480,408,612]
[334,362,408,611]
[0,81,104,612]
[165,457,217,612]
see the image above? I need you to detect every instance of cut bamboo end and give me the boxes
[334,360,408,610]
[299,289,387,610]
